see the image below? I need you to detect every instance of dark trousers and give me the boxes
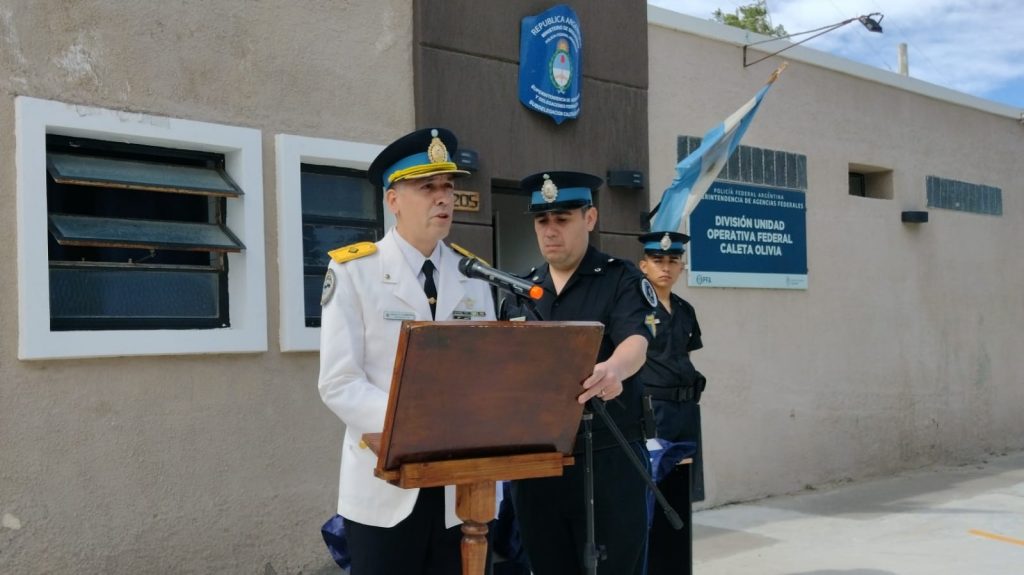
[647,464,693,575]
[511,442,648,575]
[652,399,704,501]
[345,487,474,575]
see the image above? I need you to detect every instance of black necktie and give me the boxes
[422,260,437,319]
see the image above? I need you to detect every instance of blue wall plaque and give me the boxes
[519,5,582,124]
[688,181,808,289]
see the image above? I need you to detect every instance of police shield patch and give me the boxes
[321,269,336,306]
[641,278,657,307]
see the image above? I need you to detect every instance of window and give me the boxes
[46,135,244,331]
[275,134,385,351]
[849,172,867,197]
[925,175,1003,216]
[678,136,808,191]
[848,163,893,199]
[16,97,266,359]
[299,164,382,327]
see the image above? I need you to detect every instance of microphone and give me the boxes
[458,257,544,300]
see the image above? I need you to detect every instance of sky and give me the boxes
[649,0,1024,111]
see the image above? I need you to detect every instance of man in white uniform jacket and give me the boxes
[318,127,496,574]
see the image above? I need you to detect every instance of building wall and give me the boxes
[0,1,413,573]
[3,2,1020,571]
[649,11,1024,506]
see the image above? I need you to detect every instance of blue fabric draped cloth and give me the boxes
[320,514,351,570]
[646,438,697,527]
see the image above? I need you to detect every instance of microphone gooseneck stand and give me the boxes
[581,411,604,574]
[586,396,684,530]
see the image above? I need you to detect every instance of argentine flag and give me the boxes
[650,64,786,234]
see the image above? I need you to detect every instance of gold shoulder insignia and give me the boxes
[449,242,491,267]
[328,242,377,264]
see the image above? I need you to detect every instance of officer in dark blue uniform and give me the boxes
[500,171,655,575]
[635,230,706,575]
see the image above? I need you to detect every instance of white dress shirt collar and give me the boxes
[391,228,442,285]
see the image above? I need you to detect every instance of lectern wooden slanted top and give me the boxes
[362,320,604,575]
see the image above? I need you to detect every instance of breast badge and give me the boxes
[645,313,660,337]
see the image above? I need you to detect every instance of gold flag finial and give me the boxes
[767,62,788,84]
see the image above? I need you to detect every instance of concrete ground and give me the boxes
[692,450,1024,575]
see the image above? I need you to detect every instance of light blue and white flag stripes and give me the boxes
[650,64,786,233]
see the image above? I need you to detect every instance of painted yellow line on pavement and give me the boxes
[969,529,1024,547]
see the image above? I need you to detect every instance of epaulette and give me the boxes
[328,242,377,264]
[449,242,491,267]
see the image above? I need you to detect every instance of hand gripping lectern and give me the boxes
[361,320,603,575]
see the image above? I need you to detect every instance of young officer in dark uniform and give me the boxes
[500,171,656,575]
[635,230,706,575]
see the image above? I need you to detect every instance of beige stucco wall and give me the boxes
[0,1,413,573]
[649,17,1024,507]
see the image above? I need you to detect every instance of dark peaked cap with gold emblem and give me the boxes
[367,127,471,189]
[520,171,603,213]
[638,231,690,255]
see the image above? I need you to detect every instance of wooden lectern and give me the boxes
[362,320,603,575]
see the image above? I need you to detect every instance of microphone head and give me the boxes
[457,255,474,276]
[528,284,544,300]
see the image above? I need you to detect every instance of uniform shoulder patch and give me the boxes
[641,278,658,307]
[320,269,336,307]
[328,242,377,264]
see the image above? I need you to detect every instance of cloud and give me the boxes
[649,0,1024,108]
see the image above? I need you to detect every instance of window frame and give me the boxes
[15,96,267,360]
[848,163,893,200]
[298,162,384,329]
[275,134,384,352]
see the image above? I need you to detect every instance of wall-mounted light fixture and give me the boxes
[453,148,479,172]
[607,170,644,189]
[743,13,884,68]
[901,210,928,224]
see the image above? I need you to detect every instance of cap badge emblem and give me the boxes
[660,233,672,251]
[427,129,449,164]
[540,173,559,203]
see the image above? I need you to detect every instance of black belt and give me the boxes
[644,386,695,402]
